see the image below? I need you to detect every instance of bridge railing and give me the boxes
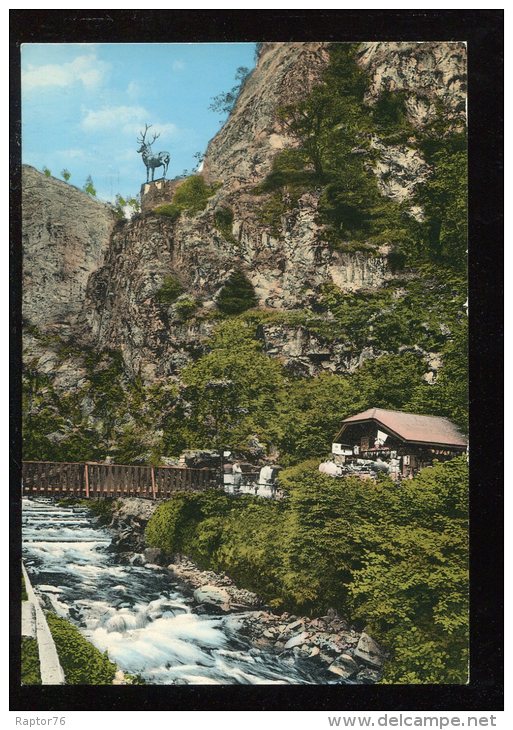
[21,461,218,499]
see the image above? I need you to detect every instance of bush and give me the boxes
[144,457,469,682]
[174,295,198,320]
[154,203,181,220]
[216,270,258,315]
[214,206,237,243]
[156,275,184,304]
[47,613,116,685]
[21,637,41,685]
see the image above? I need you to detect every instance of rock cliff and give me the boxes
[22,165,116,336]
[22,40,466,433]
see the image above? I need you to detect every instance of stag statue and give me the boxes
[137,124,171,182]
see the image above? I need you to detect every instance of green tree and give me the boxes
[180,319,284,452]
[349,456,469,683]
[216,269,258,315]
[83,175,97,197]
[415,133,467,267]
[42,166,51,177]
[209,66,251,117]
[61,168,71,182]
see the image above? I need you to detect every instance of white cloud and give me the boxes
[81,105,178,139]
[126,81,140,99]
[172,60,185,72]
[22,54,109,91]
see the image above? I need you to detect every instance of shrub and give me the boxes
[174,295,198,320]
[214,206,237,243]
[154,203,181,220]
[21,637,41,685]
[156,275,184,304]
[47,613,116,684]
[216,270,258,315]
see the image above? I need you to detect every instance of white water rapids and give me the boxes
[22,499,339,685]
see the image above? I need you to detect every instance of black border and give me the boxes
[10,9,504,712]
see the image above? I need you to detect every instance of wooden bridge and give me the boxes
[22,461,219,499]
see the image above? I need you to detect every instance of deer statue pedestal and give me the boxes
[140,178,185,214]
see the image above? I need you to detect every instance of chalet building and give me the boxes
[332,408,467,479]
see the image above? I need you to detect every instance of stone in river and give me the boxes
[284,631,310,649]
[328,653,359,679]
[193,584,231,607]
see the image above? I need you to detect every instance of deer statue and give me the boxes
[137,124,171,182]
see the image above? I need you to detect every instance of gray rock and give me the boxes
[193,584,231,607]
[283,631,310,649]
[354,632,385,668]
[328,654,360,679]
[144,547,163,564]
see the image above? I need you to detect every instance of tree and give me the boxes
[61,169,71,182]
[216,269,258,315]
[83,175,97,197]
[42,166,51,177]
[209,66,251,117]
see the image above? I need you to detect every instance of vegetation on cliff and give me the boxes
[146,456,469,684]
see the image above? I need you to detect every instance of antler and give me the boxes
[137,123,160,146]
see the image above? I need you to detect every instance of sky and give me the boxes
[21,42,257,202]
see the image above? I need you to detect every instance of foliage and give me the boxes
[155,275,184,304]
[47,613,117,684]
[214,206,237,244]
[21,637,41,685]
[42,166,51,177]
[262,43,467,271]
[180,319,285,452]
[216,269,258,315]
[61,168,71,182]
[209,66,251,117]
[348,456,469,683]
[154,176,221,220]
[174,295,198,320]
[153,203,181,220]
[145,457,468,683]
[83,175,97,197]
[114,193,140,219]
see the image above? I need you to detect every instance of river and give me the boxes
[22,498,341,685]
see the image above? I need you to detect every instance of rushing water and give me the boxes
[22,498,341,685]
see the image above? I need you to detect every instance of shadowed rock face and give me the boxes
[22,165,116,336]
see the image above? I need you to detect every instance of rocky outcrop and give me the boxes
[22,166,116,336]
[202,42,330,191]
[22,41,466,407]
[358,41,467,127]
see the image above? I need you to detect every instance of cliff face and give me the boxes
[22,41,466,390]
[202,42,330,191]
[22,165,116,335]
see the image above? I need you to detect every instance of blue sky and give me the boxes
[21,43,257,202]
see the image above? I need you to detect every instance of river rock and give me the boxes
[193,584,231,607]
[328,654,360,679]
[144,547,163,565]
[283,631,310,649]
[354,631,385,668]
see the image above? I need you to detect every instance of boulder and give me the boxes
[328,654,360,679]
[354,632,385,668]
[193,584,231,607]
[284,631,310,649]
[144,547,163,565]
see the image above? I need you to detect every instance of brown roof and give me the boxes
[336,408,467,449]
